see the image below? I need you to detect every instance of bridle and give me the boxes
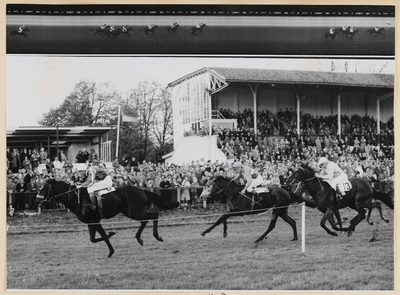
[291,166,325,192]
[39,180,79,205]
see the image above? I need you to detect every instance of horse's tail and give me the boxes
[373,188,394,209]
[288,192,317,208]
[145,190,179,210]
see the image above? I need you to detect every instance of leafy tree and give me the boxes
[40,80,121,127]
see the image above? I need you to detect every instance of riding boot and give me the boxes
[88,192,97,210]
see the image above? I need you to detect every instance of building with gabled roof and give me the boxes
[167,67,393,164]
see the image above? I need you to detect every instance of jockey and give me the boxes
[18,25,25,33]
[329,28,335,35]
[81,164,112,215]
[316,157,349,200]
[109,25,115,32]
[375,26,380,31]
[100,24,106,30]
[349,26,354,33]
[342,25,348,31]
[246,168,264,194]
[122,25,128,32]
[148,24,155,30]
[196,22,203,28]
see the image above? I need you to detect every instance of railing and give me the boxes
[6,181,393,215]
[212,110,226,119]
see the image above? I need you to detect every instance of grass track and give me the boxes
[7,205,394,290]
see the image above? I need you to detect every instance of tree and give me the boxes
[40,80,121,127]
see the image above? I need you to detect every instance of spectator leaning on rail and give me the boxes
[315,156,349,200]
[78,163,112,216]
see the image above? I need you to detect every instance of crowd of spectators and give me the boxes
[6,109,395,211]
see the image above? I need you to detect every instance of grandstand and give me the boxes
[167,67,393,164]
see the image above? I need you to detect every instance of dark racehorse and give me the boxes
[38,179,179,257]
[138,25,159,36]
[344,29,360,40]
[91,26,111,37]
[166,24,180,34]
[322,29,340,42]
[199,176,311,247]
[188,23,207,35]
[287,164,393,237]
[110,27,133,38]
[9,28,30,39]
[366,27,386,37]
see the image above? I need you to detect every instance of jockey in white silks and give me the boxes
[81,164,112,215]
[329,28,335,35]
[122,25,128,32]
[246,168,264,193]
[18,25,25,33]
[375,26,380,31]
[349,26,354,33]
[316,157,349,198]
[148,24,155,30]
[100,24,106,30]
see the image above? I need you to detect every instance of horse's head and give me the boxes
[199,176,241,201]
[287,164,315,185]
[37,179,55,205]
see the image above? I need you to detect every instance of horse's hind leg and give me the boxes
[135,221,148,246]
[88,224,115,258]
[366,202,389,225]
[279,211,298,241]
[152,220,164,242]
[254,211,279,247]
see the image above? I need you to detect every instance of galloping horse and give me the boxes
[91,25,111,37]
[344,29,360,40]
[9,28,30,39]
[38,179,179,257]
[366,27,386,37]
[166,23,180,34]
[322,29,340,42]
[110,27,134,38]
[287,164,393,237]
[188,23,207,35]
[138,25,159,36]
[199,176,309,247]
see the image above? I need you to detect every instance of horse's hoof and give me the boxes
[223,233,228,238]
[156,236,164,242]
[292,238,298,241]
[108,250,114,258]
[109,232,116,238]
[331,232,338,237]
[200,232,206,236]
[347,231,353,237]
[367,221,374,226]
[384,218,389,223]
[138,239,144,246]
[254,242,259,248]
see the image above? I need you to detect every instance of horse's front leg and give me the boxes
[254,211,280,247]
[88,224,115,258]
[320,209,339,236]
[201,214,230,237]
[347,207,367,237]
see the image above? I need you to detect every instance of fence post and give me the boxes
[301,202,305,254]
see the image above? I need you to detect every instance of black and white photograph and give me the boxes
[4,3,396,293]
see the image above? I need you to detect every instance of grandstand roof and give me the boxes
[6,126,112,149]
[168,67,394,89]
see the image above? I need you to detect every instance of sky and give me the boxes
[6,56,395,130]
